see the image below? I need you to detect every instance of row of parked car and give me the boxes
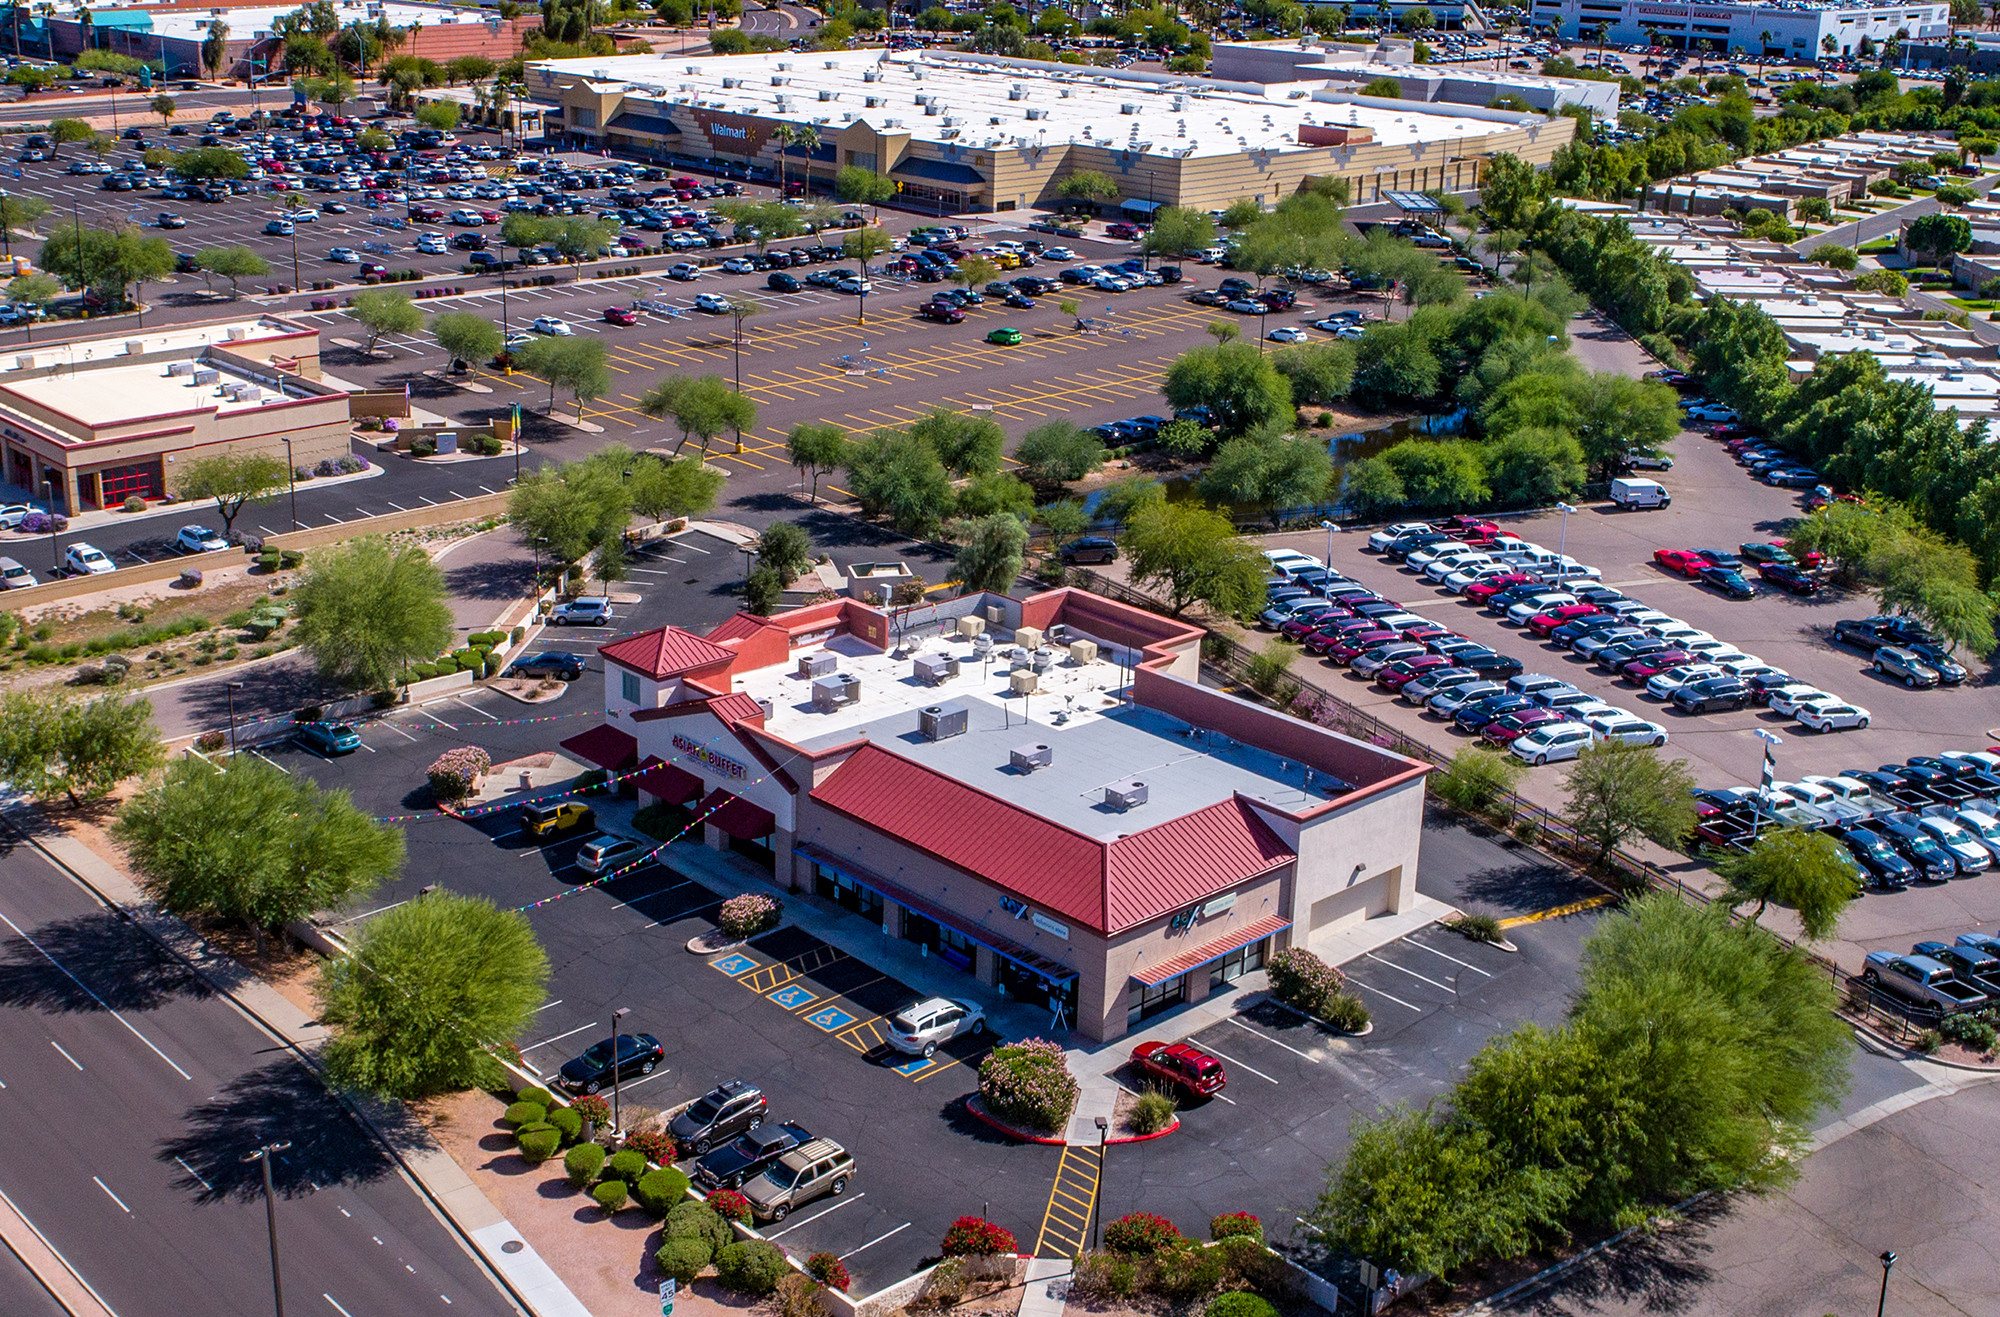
[1864,933,2000,1016]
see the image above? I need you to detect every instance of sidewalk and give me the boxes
[2,801,592,1317]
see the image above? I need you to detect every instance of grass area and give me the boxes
[1859,236,1897,254]
[1946,298,1997,311]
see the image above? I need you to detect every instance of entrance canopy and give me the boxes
[698,788,775,840]
[1120,198,1165,215]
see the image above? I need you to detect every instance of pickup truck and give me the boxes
[1914,941,2000,997]
[1861,952,1988,1014]
[1694,801,1819,852]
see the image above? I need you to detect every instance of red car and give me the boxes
[1280,607,1346,641]
[1481,709,1572,745]
[1303,619,1377,655]
[1653,548,1709,577]
[1620,648,1695,683]
[1526,603,1599,637]
[1398,622,1452,644]
[1465,572,1537,602]
[1328,629,1398,662]
[603,306,638,326]
[1377,654,1450,689]
[1129,1040,1226,1097]
[918,301,964,323]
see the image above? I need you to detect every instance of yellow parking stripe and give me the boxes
[1496,893,1616,929]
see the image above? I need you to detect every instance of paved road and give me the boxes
[0,836,524,1317]
[740,3,815,34]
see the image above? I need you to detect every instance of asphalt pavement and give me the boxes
[0,834,523,1317]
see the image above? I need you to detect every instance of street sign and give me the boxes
[659,1279,676,1315]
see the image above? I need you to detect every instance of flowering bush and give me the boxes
[338,454,367,474]
[295,466,315,481]
[706,1188,751,1224]
[316,458,339,477]
[426,746,492,803]
[571,1094,611,1128]
[622,1126,675,1164]
[940,1216,1017,1257]
[977,1038,1078,1134]
[1103,1211,1183,1256]
[19,512,66,534]
[383,417,401,433]
[1266,947,1343,1016]
[716,893,780,939]
[1209,1211,1262,1243]
[805,1252,850,1291]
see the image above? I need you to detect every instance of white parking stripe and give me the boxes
[1362,951,1456,994]
[838,1222,911,1261]
[1198,1044,1278,1084]
[1346,978,1422,1012]
[766,1192,866,1238]
[1403,935,1494,976]
[1226,1017,1322,1061]
[523,1022,596,1052]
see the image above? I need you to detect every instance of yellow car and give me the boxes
[522,799,596,837]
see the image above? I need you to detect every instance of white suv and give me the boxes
[886,998,987,1057]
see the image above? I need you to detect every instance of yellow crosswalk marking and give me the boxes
[1033,1144,1101,1259]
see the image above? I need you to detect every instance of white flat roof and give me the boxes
[2,358,295,425]
[0,318,307,378]
[531,48,1545,160]
[43,0,496,41]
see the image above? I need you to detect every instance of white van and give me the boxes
[1610,478,1670,509]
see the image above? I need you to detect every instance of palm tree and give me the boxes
[787,124,821,196]
[1757,28,1773,82]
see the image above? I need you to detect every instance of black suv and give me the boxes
[1671,676,1750,714]
[557,1033,666,1094]
[669,1080,768,1154]
[1833,615,1938,652]
[692,1120,813,1190]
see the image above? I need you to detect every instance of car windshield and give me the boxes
[1906,835,1948,863]
[686,1097,723,1124]
[762,1161,804,1189]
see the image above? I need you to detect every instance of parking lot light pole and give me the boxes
[227,681,244,753]
[1554,501,1577,564]
[241,1139,292,1317]
[1321,520,1340,567]
[1877,1250,1896,1317]
[609,1005,631,1134]
[1090,1116,1108,1249]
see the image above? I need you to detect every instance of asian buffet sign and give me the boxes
[674,733,746,779]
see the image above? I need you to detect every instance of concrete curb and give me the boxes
[0,1182,117,1317]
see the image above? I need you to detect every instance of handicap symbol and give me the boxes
[710,953,758,976]
[805,1005,858,1032]
[892,1056,936,1077]
[768,984,819,1009]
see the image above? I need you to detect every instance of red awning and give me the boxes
[1131,914,1291,987]
[559,724,638,772]
[633,757,702,805]
[698,787,776,840]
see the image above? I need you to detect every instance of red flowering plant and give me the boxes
[706,1188,752,1224]
[1103,1212,1183,1256]
[805,1252,850,1291]
[940,1216,1018,1257]
[622,1127,676,1165]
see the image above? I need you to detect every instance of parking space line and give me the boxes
[1346,978,1423,1012]
[376,720,419,741]
[765,1192,867,1239]
[1362,951,1456,995]
[838,1222,911,1261]
[412,707,456,729]
[523,1022,596,1052]
[455,697,499,720]
[1403,935,1494,976]
[1197,1044,1278,1084]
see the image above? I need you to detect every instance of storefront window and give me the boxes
[997,959,1076,1029]
[1127,975,1187,1028]
[900,908,976,973]
[1208,937,1271,991]
[813,864,883,923]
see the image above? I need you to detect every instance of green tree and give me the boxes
[38,225,173,309]
[1478,152,1551,232]
[911,408,1004,478]
[414,99,461,131]
[318,891,549,1100]
[193,245,272,299]
[508,451,633,571]
[349,288,424,354]
[175,450,288,538]
[1361,76,1403,96]
[115,756,403,955]
[1562,742,1698,863]
[1853,268,1909,296]
[289,536,454,691]
[834,165,897,214]
[430,310,502,372]
[171,146,251,180]
[787,421,849,504]
[1808,242,1858,271]
[516,335,611,418]
[1485,428,1585,506]
[1140,206,1217,262]
[151,93,176,129]
[6,273,59,322]
[1056,169,1118,210]
[1906,211,1974,269]
[0,688,162,804]
[47,117,94,156]
[1380,439,1490,510]
[1271,341,1356,406]
[1338,455,1409,519]
[1037,499,1089,544]
[1201,430,1335,522]
[1120,499,1265,618]
[625,452,724,524]
[845,429,954,536]
[1567,371,1682,477]
[951,512,1028,592]
[756,520,815,585]
[0,192,49,244]
[1012,420,1105,488]
[1715,828,1860,940]
[638,373,754,456]
[1162,342,1293,438]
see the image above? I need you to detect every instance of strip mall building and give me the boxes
[562,587,1428,1043]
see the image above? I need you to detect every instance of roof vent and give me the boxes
[1104,779,1149,811]
[754,697,775,720]
[867,96,881,107]
[798,651,837,679]
[919,702,967,741]
[1010,743,1052,773]
[193,368,221,385]
[1025,107,1046,120]
[722,76,739,88]
[819,89,835,101]
[167,361,193,376]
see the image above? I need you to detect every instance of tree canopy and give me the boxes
[289,536,454,691]
[1120,499,1266,619]
[175,450,288,537]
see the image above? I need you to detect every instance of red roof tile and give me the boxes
[559,724,638,772]
[808,746,1296,935]
[599,627,736,680]
[705,612,775,644]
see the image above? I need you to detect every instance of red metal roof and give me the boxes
[698,788,776,840]
[707,691,766,725]
[808,745,1296,935]
[633,756,702,805]
[704,612,774,644]
[1131,914,1291,987]
[559,724,638,772]
[599,627,736,680]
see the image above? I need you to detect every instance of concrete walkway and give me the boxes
[2,801,591,1317]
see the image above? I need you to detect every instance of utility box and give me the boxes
[798,652,837,679]
[956,615,986,639]
[919,702,968,741]
[1015,625,1044,650]
[1010,742,1053,772]
[1068,640,1099,665]
[985,605,1005,625]
[913,652,959,686]
[811,672,860,711]
[1009,670,1038,695]
[1104,779,1149,811]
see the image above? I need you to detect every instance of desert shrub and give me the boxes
[716,893,781,938]
[654,1236,712,1285]
[1069,1252,1138,1301]
[632,1167,691,1216]
[194,730,226,753]
[706,1188,752,1224]
[665,1201,733,1255]
[1940,1012,1998,1052]
[977,1038,1078,1133]
[1104,1211,1183,1256]
[805,1252,850,1291]
[1130,1090,1177,1134]
[940,1216,1018,1257]
[623,1126,675,1163]
[517,1127,561,1163]
[1209,1212,1262,1243]
[501,1101,547,1130]
[920,1258,970,1307]
[122,495,146,512]
[770,1274,827,1317]
[409,663,440,681]
[714,1241,790,1295]
[546,1106,583,1145]
[604,1150,648,1183]
[1266,947,1343,1016]
[1213,1235,1298,1300]
[427,745,492,802]
[592,1179,629,1213]
[564,1142,607,1187]
[433,655,460,675]
[1206,1293,1279,1317]
[1449,912,1505,944]
[1322,992,1372,1033]
[1152,1240,1226,1301]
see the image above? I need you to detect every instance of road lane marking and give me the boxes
[838,1222,910,1261]
[1362,951,1456,995]
[175,1157,212,1191]
[766,1192,866,1238]
[51,1041,82,1070]
[325,1296,357,1317]
[93,1177,130,1213]
[1199,1044,1278,1084]
[0,907,192,1079]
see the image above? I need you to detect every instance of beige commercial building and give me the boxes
[529,48,1575,214]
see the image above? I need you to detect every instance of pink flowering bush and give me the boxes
[716,893,780,939]
[426,746,492,803]
[1266,947,1343,1016]
[706,1188,751,1224]
[977,1038,1078,1133]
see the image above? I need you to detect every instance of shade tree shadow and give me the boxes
[157,1058,395,1205]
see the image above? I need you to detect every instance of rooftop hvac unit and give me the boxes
[778,62,792,70]
[167,361,193,376]
[919,702,968,741]
[1008,86,1025,100]
[1010,743,1052,773]
[193,369,220,385]
[1015,626,1043,650]
[867,96,882,107]
[926,103,943,115]
[1103,779,1149,811]
[1009,669,1038,696]
[798,651,837,679]
[1031,648,1055,672]
[754,697,775,720]
[124,341,146,356]
[226,326,247,340]
[956,615,986,639]
[863,69,879,82]
[811,672,860,711]
[819,89,836,100]
[1067,639,1098,665]
[985,605,1004,625]
[1026,107,1046,119]
[11,355,32,369]
[1121,103,1139,114]
[722,77,739,88]
[912,652,958,686]
[825,60,837,69]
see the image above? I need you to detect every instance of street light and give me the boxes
[1554,500,1577,564]
[609,1005,631,1134]
[1090,1115,1109,1250]
[280,435,298,532]
[241,1140,292,1317]
[1320,519,1341,566]
[226,681,245,753]
[1876,1250,1896,1317]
